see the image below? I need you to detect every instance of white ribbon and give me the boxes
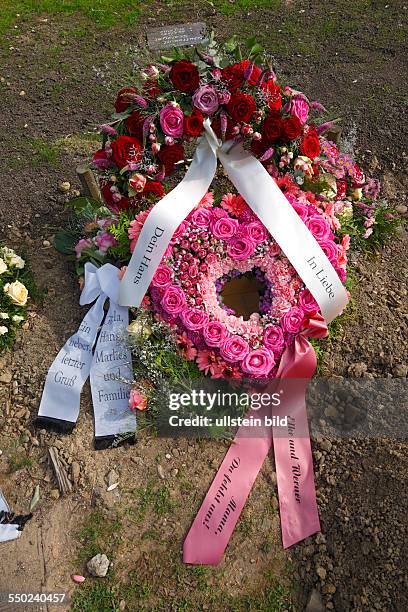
[119,119,348,323]
[38,263,136,443]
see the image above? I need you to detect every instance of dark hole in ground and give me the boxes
[220,272,265,320]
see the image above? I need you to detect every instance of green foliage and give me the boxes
[29,138,61,167]
[77,511,122,563]
[108,211,133,263]
[0,0,145,36]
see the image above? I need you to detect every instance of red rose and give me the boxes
[115,87,137,113]
[352,163,365,187]
[170,60,199,94]
[211,115,235,140]
[221,61,261,91]
[184,109,204,137]
[221,65,245,92]
[336,179,348,200]
[300,128,320,159]
[110,135,142,169]
[262,111,283,143]
[250,137,270,159]
[158,144,185,175]
[227,91,256,123]
[142,181,165,198]
[281,116,302,141]
[261,79,282,110]
[125,111,144,140]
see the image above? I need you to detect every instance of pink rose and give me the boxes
[180,307,209,331]
[191,208,212,228]
[192,85,219,115]
[263,325,285,352]
[161,285,186,314]
[75,238,93,258]
[318,239,338,264]
[152,264,173,289]
[129,389,148,412]
[171,221,188,242]
[290,95,309,125]
[241,348,275,377]
[129,173,146,192]
[220,335,250,363]
[226,236,256,261]
[306,215,331,241]
[243,222,269,245]
[290,199,308,221]
[203,321,227,348]
[298,289,319,314]
[281,307,305,334]
[212,217,239,240]
[159,103,184,138]
[95,231,117,252]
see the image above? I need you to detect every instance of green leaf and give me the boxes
[224,35,238,52]
[67,196,101,213]
[54,231,77,255]
[249,43,263,57]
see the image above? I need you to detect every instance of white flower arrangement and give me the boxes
[0,246,32,350]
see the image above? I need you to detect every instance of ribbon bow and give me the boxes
[37,263,136,449]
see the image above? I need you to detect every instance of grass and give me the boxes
[77,511,122,562]
[0,0,145,36]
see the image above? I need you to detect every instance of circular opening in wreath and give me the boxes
[220,272,266,320]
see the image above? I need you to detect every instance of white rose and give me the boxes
[0,258,7,274]
[9,254,25,269]
[0,326,8,336]
[128,319,152,340]
[12,315,24,323]
[0,312,9,319]
[3,281,28,306]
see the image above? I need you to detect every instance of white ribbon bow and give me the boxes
[38,262,135,445]
[119,119,348,323]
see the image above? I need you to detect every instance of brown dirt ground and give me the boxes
[0,1,407,611]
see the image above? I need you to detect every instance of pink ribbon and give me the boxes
[183,315,327,565]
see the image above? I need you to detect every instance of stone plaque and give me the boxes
[147,22,207,50]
